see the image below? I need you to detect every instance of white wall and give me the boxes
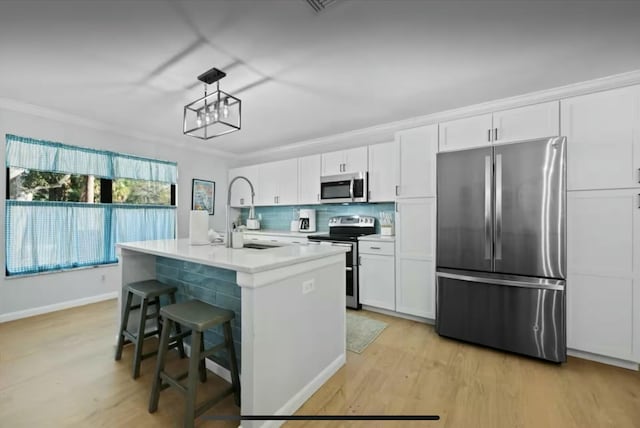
[0,107,230,320]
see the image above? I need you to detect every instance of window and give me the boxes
[5,134,178,276]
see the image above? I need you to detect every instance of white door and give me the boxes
[343,146,368,173]
[439,113,493,152]
[321,150,344,176]
[256,161,278,206]
[567,189,640,361]
[396,124,438,198]
[395,198,436,318]
[492,101,560,144]
[368,141,398,202]
[228,165,259,207]
[359,253,395,311]
[298,154,321,204]
[273,158,298,205]
[562,85,640,191]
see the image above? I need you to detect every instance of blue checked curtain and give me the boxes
[5,135,177,276]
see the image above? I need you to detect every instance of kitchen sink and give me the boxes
[243,242,283,250]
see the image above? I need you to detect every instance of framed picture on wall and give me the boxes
[191,179,215,215]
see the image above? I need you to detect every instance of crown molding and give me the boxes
[240,69,640,165]
[0,97,239,161]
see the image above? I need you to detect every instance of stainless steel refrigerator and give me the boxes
[436,136,567,363]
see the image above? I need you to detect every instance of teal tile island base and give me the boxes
[116,239,349,428]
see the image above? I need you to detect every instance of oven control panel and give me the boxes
[329,215,375,227]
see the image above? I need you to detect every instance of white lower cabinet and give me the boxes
[395,198,436,319]
[567,189,640,362]
[359,252,395,311]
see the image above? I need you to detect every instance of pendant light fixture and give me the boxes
[183,67,241,140]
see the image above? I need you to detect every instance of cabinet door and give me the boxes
[256,162,278,206]
[229,165,259,207]
[298,154,321,205]
[395,198,436,318]
[343,146,368,173]
[368,141,398,202]
[439,113,493,152]
[274,158,298,205]
[321,150,344,176]
[567,189,640,361]
[562,85,640,190]
[359,253,395,310]
[493,101,559,144]
[396,124,438,198]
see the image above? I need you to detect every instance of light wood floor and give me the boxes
[1,300,639,428]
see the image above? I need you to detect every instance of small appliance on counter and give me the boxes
[246,205,260,230]
[298,209,316,232]
[379,211,394,236]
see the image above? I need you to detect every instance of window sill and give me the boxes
[4,262,119,280]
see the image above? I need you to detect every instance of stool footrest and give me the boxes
[194,386,235,418]
[160,372,188,394]
[201,343,226,360]
[129,300,158,311]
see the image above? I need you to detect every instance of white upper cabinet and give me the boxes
[567,189,640,361]
[298,154,321,205]
[228,165,259,207]
[256,159,298,206]
[439,113,493,152]
[321,147,368,175]
[493,101,559,144]
[368,141,398,202]
[562,85,640,191]
[396,124,438,198]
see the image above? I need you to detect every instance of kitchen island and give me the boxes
[116,239,348,428]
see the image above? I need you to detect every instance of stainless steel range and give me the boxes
[307,215,376,309]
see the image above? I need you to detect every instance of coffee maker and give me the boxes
[298,209,316,233]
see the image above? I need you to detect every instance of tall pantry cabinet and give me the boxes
[563,84,640,364]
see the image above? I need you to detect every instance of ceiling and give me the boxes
[1,0,640,158]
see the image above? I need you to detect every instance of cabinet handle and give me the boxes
[369,246,381,250]
[494,128,498,141]
[637,168,640,184]
[358,255,361,265]
[395,201,398,212]
[368,190,371,200]
[240,198,244,205]
[395,185,399,196]
[487,129,492,142]
[638,194,640,209]
[317,193,320,201]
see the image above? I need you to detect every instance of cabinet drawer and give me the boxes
[359,241,395,256]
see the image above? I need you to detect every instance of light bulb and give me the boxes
[213,108,219,121]
[222,99,229,119]
[205,113,211,124]
[196,113,203,127]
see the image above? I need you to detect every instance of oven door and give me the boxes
[314,241,359,309]
[320,172,368,203]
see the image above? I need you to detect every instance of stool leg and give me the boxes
[185,331,202,428]
[149,318,172,413]
[132,297,149,379]
[170,292,186,358]
[223,321,241,407]
[154,296,162,338]
[199,332,207,383]
[115,291,133,361]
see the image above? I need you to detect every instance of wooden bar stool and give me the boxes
[148,299,241,428]
[115,280,187,379]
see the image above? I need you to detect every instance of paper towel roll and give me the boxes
[189,210,209,245]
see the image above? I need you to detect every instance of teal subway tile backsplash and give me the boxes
[240,202,395,232]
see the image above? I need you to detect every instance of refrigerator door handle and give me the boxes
[484,155,492,260]
[495,153,503,260]
[436,271,565,291]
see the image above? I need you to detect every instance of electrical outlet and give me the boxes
[302,279,315,294]
[101,274,106,282]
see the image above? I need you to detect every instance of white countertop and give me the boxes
[243,229,318,238]
[117,238,347,274]
[358,234,395,242]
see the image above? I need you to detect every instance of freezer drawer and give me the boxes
[436,271,566,362]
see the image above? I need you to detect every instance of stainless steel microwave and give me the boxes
[320,172,368,203]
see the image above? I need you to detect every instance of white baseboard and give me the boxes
[361,305,434,325]
[568,349,639,371]
[0,291,118,323]
[255,353,346,428]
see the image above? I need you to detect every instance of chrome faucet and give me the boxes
[226,176,256,248]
